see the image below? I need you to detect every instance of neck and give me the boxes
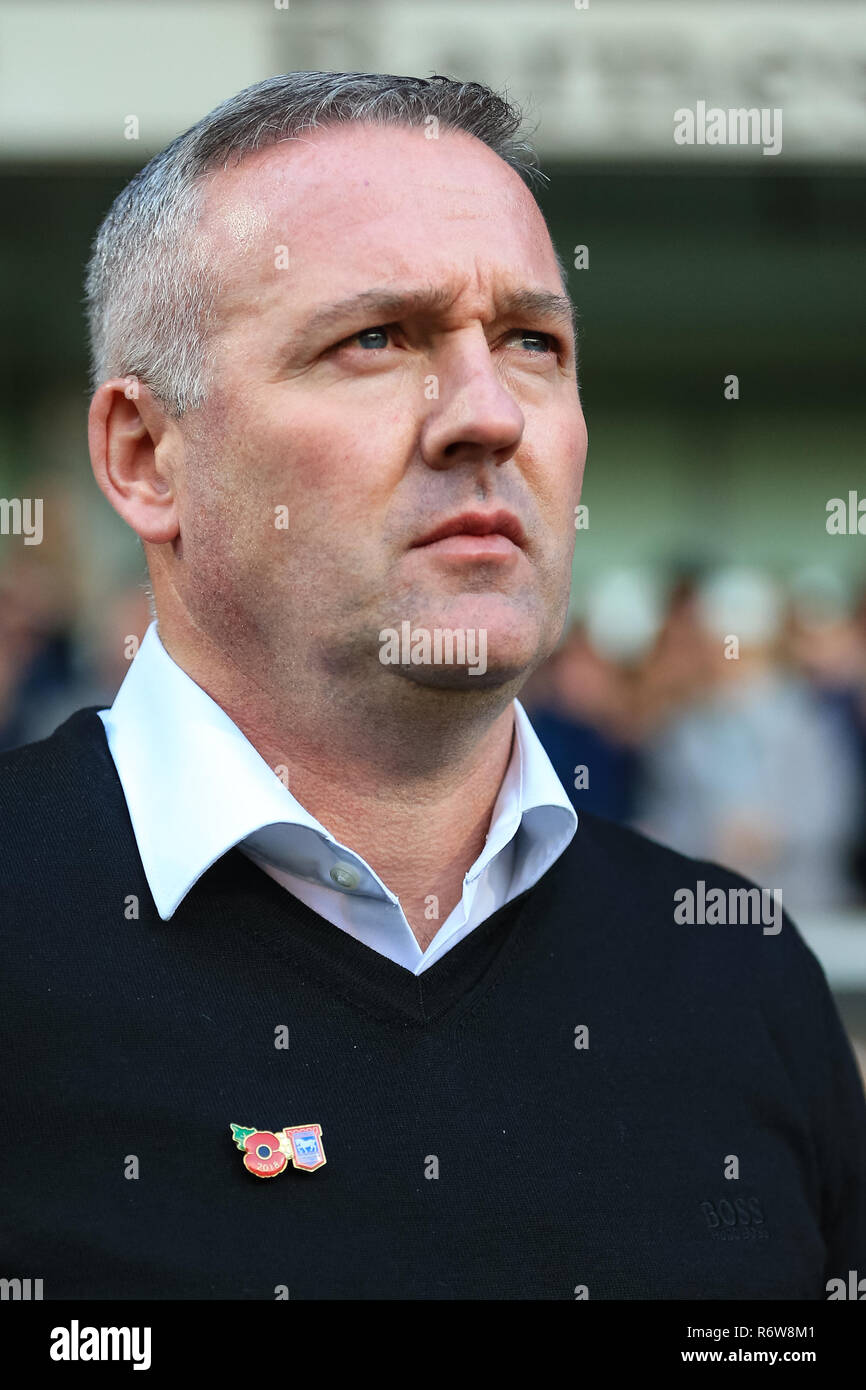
[157,617,521,949]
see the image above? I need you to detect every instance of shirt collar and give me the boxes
[99,621,576,920]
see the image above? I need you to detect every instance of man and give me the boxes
[1,72,864,1300]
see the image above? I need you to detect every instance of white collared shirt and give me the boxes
[98,623,577,975]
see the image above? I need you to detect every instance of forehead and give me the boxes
[197,122,561,318]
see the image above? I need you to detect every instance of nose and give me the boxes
[418,327,525,472]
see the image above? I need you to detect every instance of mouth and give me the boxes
[411,509,527,559]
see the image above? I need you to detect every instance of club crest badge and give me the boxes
[230,1123,326,1177]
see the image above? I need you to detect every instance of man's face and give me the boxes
[172,121,587,692]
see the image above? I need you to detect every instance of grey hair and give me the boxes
[85,71,553,417]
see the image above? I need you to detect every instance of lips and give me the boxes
[412,509,527,549]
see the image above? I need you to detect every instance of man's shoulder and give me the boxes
[561,808,827,993]
[0,707,120,854]
[565,805,733,889]
[0,705,110,778]
[569,806,683,864]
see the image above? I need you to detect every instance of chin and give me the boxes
[377,614,542,692]
[391,661,526,693]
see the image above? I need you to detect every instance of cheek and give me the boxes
[177,430,276,614]
[554,421,588,542]
[185,401,407,616]
[532,412,587,531]
[254,399,412,544]
[563,409,588,491]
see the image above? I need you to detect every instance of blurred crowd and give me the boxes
[522,565,866,915]
[3,549,866,916]
[0,553,151,754]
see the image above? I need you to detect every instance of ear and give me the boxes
[88,379,181,544]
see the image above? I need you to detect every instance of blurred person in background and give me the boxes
[631,566,718,737]
[0,557,150,749]
[0,477,82,748]
[522,570,651,821]
[524,620,639,821]
[0,557,75,750]
[524,567,716,822]
[16,584,152,743]
[634,567,863,913]
[784,567,866,900]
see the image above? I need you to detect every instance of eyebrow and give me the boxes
[292,284,577,344]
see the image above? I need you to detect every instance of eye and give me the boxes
[342,325,393,350]
[507,329,556,354]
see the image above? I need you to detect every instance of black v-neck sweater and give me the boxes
[1,707,864,1300]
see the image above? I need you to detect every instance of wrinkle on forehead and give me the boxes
[202,121,540,236]
[198,123,560,326]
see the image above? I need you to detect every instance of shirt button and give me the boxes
[330,861,361,890]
